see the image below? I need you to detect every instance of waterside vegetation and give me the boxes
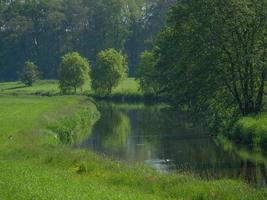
[0,95,266,199]
[0,0,267,198]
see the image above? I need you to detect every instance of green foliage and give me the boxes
[230,115,267,150]
[20,61,40,86]
[92,49,128,96]
[153,0,267,116]
[136,51,159,95]
[0,0,173,80]
[0,96,266,199]
[58,52,90,94]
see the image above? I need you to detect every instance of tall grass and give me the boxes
[48,105,99,144]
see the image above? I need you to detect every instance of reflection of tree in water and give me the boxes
[94,105,130,151]
[84,103,267,187]
[132,106,267,186]
[133,106,198,138]
[240,160,267,187]
[216,137,267,187]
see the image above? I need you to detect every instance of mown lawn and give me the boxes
[0,96,266,199]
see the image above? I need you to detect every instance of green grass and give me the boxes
[230,114,267,150]
[0,95,266,199]
[0,80,61,95]
[48,104,99,144]
[0,78,141,96]
[113,78,141,95]
[0,96,81,150]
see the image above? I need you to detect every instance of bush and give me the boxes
[20,61,40,86]
[58,52,90,94]
[230,115,267,151]
[136,51,159,95]
[92,49,128,96]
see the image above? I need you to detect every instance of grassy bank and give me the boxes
[0,95,266,199]
[230,114,267,151]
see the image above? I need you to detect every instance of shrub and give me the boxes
[230,115,267,151]
[136,51,159,95]
[92,49,128,96]
[58,52,90,94]
[20,61,40,86]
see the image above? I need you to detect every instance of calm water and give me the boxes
[80,102,267,187]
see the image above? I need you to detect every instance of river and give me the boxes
[80,102,267,188]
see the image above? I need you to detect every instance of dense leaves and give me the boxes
[136,51,159,94]
[20,61,40,86]
[143,0,267,116]
[58,52,90,94]
[0,0,174,81]
[92,49,128,96]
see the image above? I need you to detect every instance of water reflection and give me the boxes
[80,102,267,187]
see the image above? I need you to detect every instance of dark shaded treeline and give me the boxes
[137,0,267,116]
[0,0,175,81]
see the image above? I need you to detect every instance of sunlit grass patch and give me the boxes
[231,114,267,150]
[0,78,140,96]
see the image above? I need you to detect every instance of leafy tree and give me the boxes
[20,61,40,86]
[0,0,170,81]
[154,0,267,115]
[125,0,175,75]
[58,52,90,94]
[0,0,66,81]
[92,49,128,96]
[136,51,159,94]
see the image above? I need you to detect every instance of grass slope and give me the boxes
[0,95,266,199]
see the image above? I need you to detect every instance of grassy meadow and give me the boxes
[0,78,141,96]
[0,82,266,199]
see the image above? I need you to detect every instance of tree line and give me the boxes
[2,0,266,120]
[136,0,267,119]
[21,49,127,95]
[0,0,174,81]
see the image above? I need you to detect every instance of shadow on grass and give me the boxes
[3,85,27,91]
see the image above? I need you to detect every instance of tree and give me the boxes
[58,52,90,94]
[125,0,175,75]
[136,51,159,94]
[0,0,66,81]
[153,0,267,115]
[20,61,40,86]
[92,49,128,96]
[0,0,170,81]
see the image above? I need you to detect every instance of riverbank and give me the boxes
[228,114,267,151]
[0,95,266,199]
